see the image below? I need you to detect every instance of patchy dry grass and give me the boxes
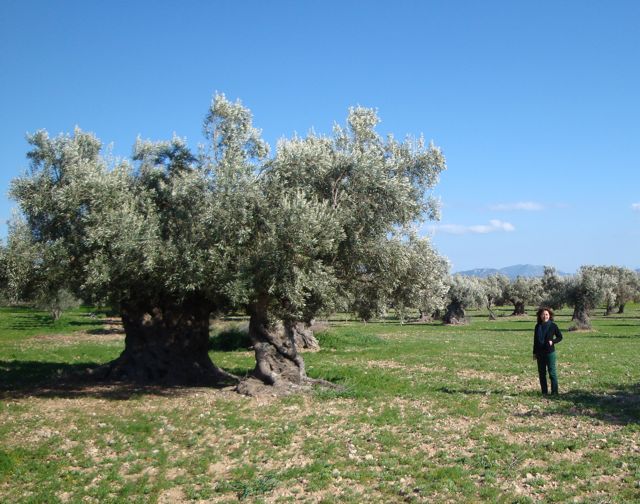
[1,304,639,502]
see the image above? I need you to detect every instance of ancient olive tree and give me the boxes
[236,106,447,387]
[10,95,267,385]
[442,275,485,324]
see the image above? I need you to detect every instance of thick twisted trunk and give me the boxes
[511,301,526,316]
[94,297,234,385]
[571,306,591,330]
[247,298,306,385]
[290,321,320,351]
[443,301,465,325]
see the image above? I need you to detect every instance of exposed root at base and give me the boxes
[235,376,344,397]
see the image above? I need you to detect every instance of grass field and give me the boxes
[1,304,639,503]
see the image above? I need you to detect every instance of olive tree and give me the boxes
[238,107,447,387]
[0,241,7,303]
[480,273,509,319]
[504,276,542,316]
[443,275,485,324]
[10,96,266,385]
[2,216,43,304]
[612,267,640,314]
[565,266,609,330]
[540,266,566,310]
[385,237,450,323]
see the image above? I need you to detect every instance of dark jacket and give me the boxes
[533,321,563,355]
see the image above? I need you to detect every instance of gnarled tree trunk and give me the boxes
[290,321,320,351]
[246,297,306,385]
[94,297,234,385]
[618,303,625,314]
[571,306,591,330]
[511,301,525,316]
[443,301,465,325]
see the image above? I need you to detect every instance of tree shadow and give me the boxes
[553,384,640,425]
[86,325,125,336]
[582,333,640,339]
[6,313,55,329]
[437,384,639,425]
[478,328,531,333]
[438,386,510,395]
[0,360,238,400]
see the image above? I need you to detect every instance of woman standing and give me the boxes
[533,307,563,395]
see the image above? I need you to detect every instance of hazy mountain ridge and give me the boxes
[456,264,570,279]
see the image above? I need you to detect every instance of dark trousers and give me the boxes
[536,352,558,394]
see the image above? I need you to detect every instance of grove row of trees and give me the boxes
[0,95,449,389]
[442,266,640,330]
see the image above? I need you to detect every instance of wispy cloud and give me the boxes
[632,203,640,211]
[489,201,544,211]
[430,219,515,235]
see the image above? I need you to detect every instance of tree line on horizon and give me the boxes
[440,266,640,330]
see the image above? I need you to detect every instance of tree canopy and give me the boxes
[8,95,448,389]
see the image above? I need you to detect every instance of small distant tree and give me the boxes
[386,237,450,323]
[596,266,619,316]
[443,275,485,324]
[504,276,542,316]
[613,267,640,314]
[480,273,509,319]
[540,266,566,310]
[3,216,42,304]
[0,241,7,304]
[36,288,81,321]
[565,266,606,330]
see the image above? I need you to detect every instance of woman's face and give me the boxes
[541,310,550,322]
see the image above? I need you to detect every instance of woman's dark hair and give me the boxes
[536,306,554,324]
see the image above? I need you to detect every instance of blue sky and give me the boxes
[1,0,638,273]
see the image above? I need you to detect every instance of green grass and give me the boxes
[0,304,639,502]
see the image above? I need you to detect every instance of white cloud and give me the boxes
[632,203,640,211]
[430,219,515,235]
[489,201,544,211]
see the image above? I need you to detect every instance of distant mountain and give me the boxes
[456,264,569,279]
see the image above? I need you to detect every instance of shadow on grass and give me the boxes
[513,385,640,425]
[582,333,640,339]
[438,386,509,396]
[438,384,639,425]
[6,313,55,329]
[0,360,240,400]
[478,328,531,333]
[554,384,640,425]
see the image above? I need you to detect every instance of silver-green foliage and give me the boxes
[263,106,447,321]
[9,96,449,370]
